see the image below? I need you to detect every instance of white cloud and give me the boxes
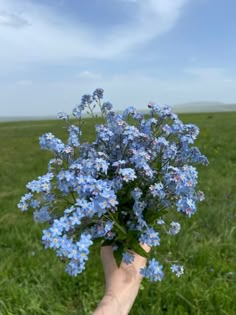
[184,66,234,83]
[185,66,225,77]
[0,0,189,65]
[17,79,32,85]
[0,11,29,28]
[188,56,198,63]
[223,78,233,83]
[76,71,100,80]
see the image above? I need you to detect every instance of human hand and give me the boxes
[93,244,150,315]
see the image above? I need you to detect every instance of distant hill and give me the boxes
[172,102,236,113]
[1,102,236,122]
[0,115,57,122]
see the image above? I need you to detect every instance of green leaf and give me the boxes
[116,230,127,240]
[144,208,168,224]
[127,239,149,258]
[113,242,124,265]
[101,239,114,247]
[126,229,139,241]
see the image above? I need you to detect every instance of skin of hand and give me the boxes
[93,244,150,315]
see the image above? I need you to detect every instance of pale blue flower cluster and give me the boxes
[140,258,164,281]
[18,89,208,281]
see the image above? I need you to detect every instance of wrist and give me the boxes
[93,293,123,315]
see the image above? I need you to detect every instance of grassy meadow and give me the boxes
[0,112,235,315]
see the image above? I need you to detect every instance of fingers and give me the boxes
[100,245,118,278]
[139,243,151,254]
[101,243,150,278]
[132,243,150,270]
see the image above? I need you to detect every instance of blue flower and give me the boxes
[81,94,92,107]
[122,251,135,264]
[57,112,68,120]
[149,183,165,199]
[72,106,82,118]
[65,260,85,276]
[67,125,81,147]
[139,228,160,247]
[33,206,51,223]
[168,222,181,235]
[94,158,109,174]
[140,258,164,281]
[177,196,196,216]
[93,88,104,100]
[118,168,137,182]
[102,101,112,111]
[131,187,142,201]
[17,201,29,211]
[18,192,33,211]
[39,133,65,153]
[171,264,184,277]
[30,199,41,209]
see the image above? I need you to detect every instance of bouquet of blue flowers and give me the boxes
[18,89,208,281]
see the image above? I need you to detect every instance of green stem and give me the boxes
[107,211,127,236]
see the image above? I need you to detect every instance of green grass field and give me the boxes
[0,112,235,315]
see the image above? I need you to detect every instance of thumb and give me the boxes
[100,245,118,279]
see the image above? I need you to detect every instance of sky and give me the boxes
[0,0,236,117]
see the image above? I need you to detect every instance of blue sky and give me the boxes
[0,0,236,116]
